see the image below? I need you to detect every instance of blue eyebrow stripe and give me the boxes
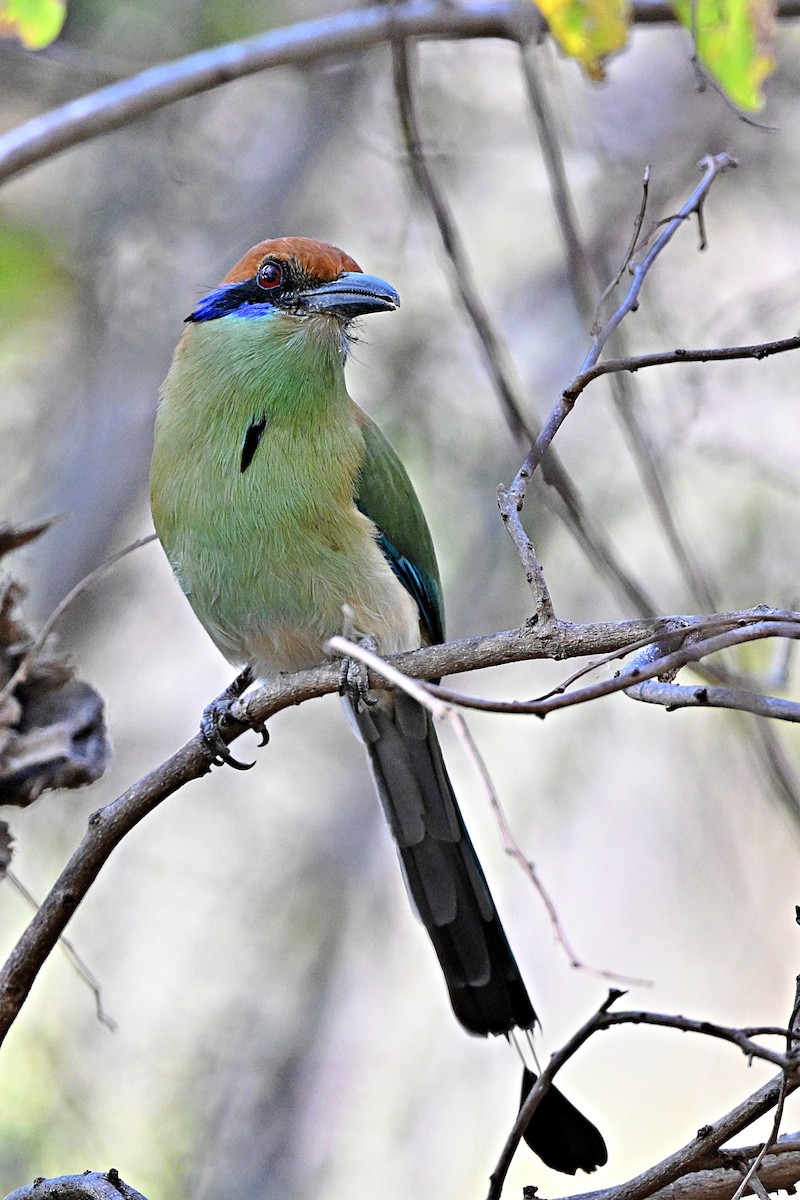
[186,280,275,323]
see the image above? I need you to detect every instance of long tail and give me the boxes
[349,689,607,1174]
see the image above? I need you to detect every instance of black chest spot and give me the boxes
[240,416,268,473]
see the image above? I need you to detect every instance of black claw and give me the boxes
[200,673,263,770]
[202,726,255,770]
[254,724,269,747]
[219,748,256,770]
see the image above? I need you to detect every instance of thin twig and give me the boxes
[391,20,535,444]
[497,156,737,604]
[520,56,723,618]
[0,533,157,703]
[451,713,650,986]
[390,29,554,617]
[6,871,117,1032]
[598,1008,800,1072]
[393,29,663,618]
[488,991,625,1200]
[593,164,652,327]
[508,153,738,512]
[563,333,800,403]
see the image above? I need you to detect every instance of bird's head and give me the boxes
[186,237,400,326]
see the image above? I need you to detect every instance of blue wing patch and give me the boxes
[375,531,444,648]
[356,500,444,646]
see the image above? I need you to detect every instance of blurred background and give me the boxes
[2,2,800,1198]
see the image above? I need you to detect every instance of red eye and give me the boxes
[256,261,283,290]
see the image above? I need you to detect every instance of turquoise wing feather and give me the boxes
[355,414,444,647]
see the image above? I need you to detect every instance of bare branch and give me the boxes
[393,31,662,618]
[598,1009,800,1072]
[8,0,786,190]
[563,334,800,404]
[561,984,800,1200]
[391,30,558,616]
[626,678,800,722]
[422,611,800,716]
[507,153,738,512]
[6,870,117,1032]
[452,713,651,987]
[489,990,800,1200]
[640,1143,800,1200]
[3,1172,148,1200]
[566,1069,800,1200]
[391,25,536,445]
[0,2,546,187]
[519,70,722,617]
[489,991,625,1200]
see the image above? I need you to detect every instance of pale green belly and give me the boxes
[164,509,420,678]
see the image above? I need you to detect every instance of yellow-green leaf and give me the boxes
[533,0,630,80]
[671,0,775,110]
[0,0,66,50]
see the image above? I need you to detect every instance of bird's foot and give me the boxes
[200,667,268,770]
[337,636,379,712]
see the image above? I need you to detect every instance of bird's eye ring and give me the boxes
[256,261,283,290]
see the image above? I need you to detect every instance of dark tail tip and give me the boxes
[520,1067,607,1175]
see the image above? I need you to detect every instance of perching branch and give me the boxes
[2,605,798,1048]
[3,1172,148,1200]
[0,612,657,1045]
[421,610,800,716]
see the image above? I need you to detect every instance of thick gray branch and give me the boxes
[4,1173,148,1200]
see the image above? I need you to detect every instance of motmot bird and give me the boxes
[150,236,606,1174]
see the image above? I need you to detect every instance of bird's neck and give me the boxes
[154,310,365,535]
[170,310,350,429]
